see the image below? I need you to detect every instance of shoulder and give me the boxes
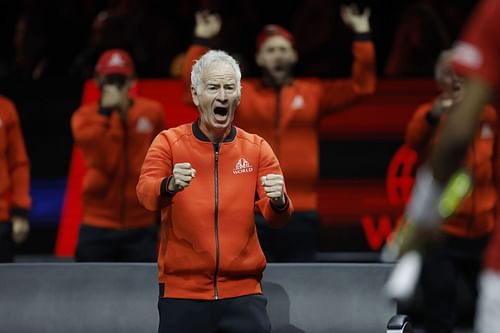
[235,126,266,146]
[0,96,17,121]
[481,104,497,122]
[74,102,99,116]
[162,123,193,142]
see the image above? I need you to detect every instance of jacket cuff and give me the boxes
[10,207,29,219]
[193,37,211,47]
[270,195,290,213]
[160,176,176,197]
[354,33,371,41]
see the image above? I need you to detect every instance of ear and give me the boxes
[255,51,264,67]
[191,86,199,106]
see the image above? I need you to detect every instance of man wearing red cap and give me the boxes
[182,6,375,262]
[71,49,167,261]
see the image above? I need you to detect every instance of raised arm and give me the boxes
[319,5,376,115]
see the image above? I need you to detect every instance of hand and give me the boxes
[12,216,29,244]
[261,174,286,207]
[168,163,197,192]
[340,4,371,34]
[100,84,122,108]
[194,10,222,39]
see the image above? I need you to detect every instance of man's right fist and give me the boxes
[194,10,222,39]
[168,163,197,192]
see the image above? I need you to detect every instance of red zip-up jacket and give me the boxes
[137,121,293,300]
[72,97,166,229]
[183,38,375,212]
[0,96,30,222]
[405,102,497,238]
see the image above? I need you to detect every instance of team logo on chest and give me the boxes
[233,158,253,174]
[136,116,153,133]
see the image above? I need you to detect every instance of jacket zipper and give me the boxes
[274,87,282,158]
[213,143,221,299]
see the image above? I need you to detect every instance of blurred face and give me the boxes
[436,59,463,102]
[256,36,297,85]
[192,61,239,140]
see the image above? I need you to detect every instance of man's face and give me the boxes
[436,59,463,102]
[192,61,239,134]
[256,35,297,84]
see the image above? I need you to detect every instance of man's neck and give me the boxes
[199,122,230,143]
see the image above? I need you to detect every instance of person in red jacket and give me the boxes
[71,49,166,262]
[386,0,500,331]
[137,50,293,333]
[405,50,496,333]
[0,95,30,262]
[182,5,375,262]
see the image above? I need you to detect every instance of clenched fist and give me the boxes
[261,174,286,207]
[168,163,197,192]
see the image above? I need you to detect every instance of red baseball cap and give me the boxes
[256,25,296,51]
[95,49,135,77]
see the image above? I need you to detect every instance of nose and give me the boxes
[216,88,227,102]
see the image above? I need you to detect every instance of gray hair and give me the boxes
[191,50,242,97]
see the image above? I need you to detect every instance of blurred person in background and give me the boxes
[404,50,496,333]
[0,95,30,262]
[71,49,166,262]
[385,0,500,331]
[182,4,375,262]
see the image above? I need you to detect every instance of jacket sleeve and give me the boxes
[405,103,436,152]
[182,43,210,105]
[71,107,124,174]
[319,38,376,115]
[136,132,173,211]
[254,139,293,228]
[5,101,31,217]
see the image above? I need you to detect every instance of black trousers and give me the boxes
[255,211,319,262]
[75,224,158,262]
[421,233,489,333]
[158,294,271,333]
[0,222,14,263]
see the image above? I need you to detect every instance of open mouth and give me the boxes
[214,106,228,121]
[273,64,285,73]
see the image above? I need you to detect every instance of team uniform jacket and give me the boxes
[406,102,497,238]
[71,96,166,229]
[183,37,376,212]
[453,0,500,271]
[137,121,293,300]
[0,96,30,222]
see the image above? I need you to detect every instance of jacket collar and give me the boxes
[192,119,236,143]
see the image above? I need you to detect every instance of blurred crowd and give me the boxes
[0,0,478,83]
